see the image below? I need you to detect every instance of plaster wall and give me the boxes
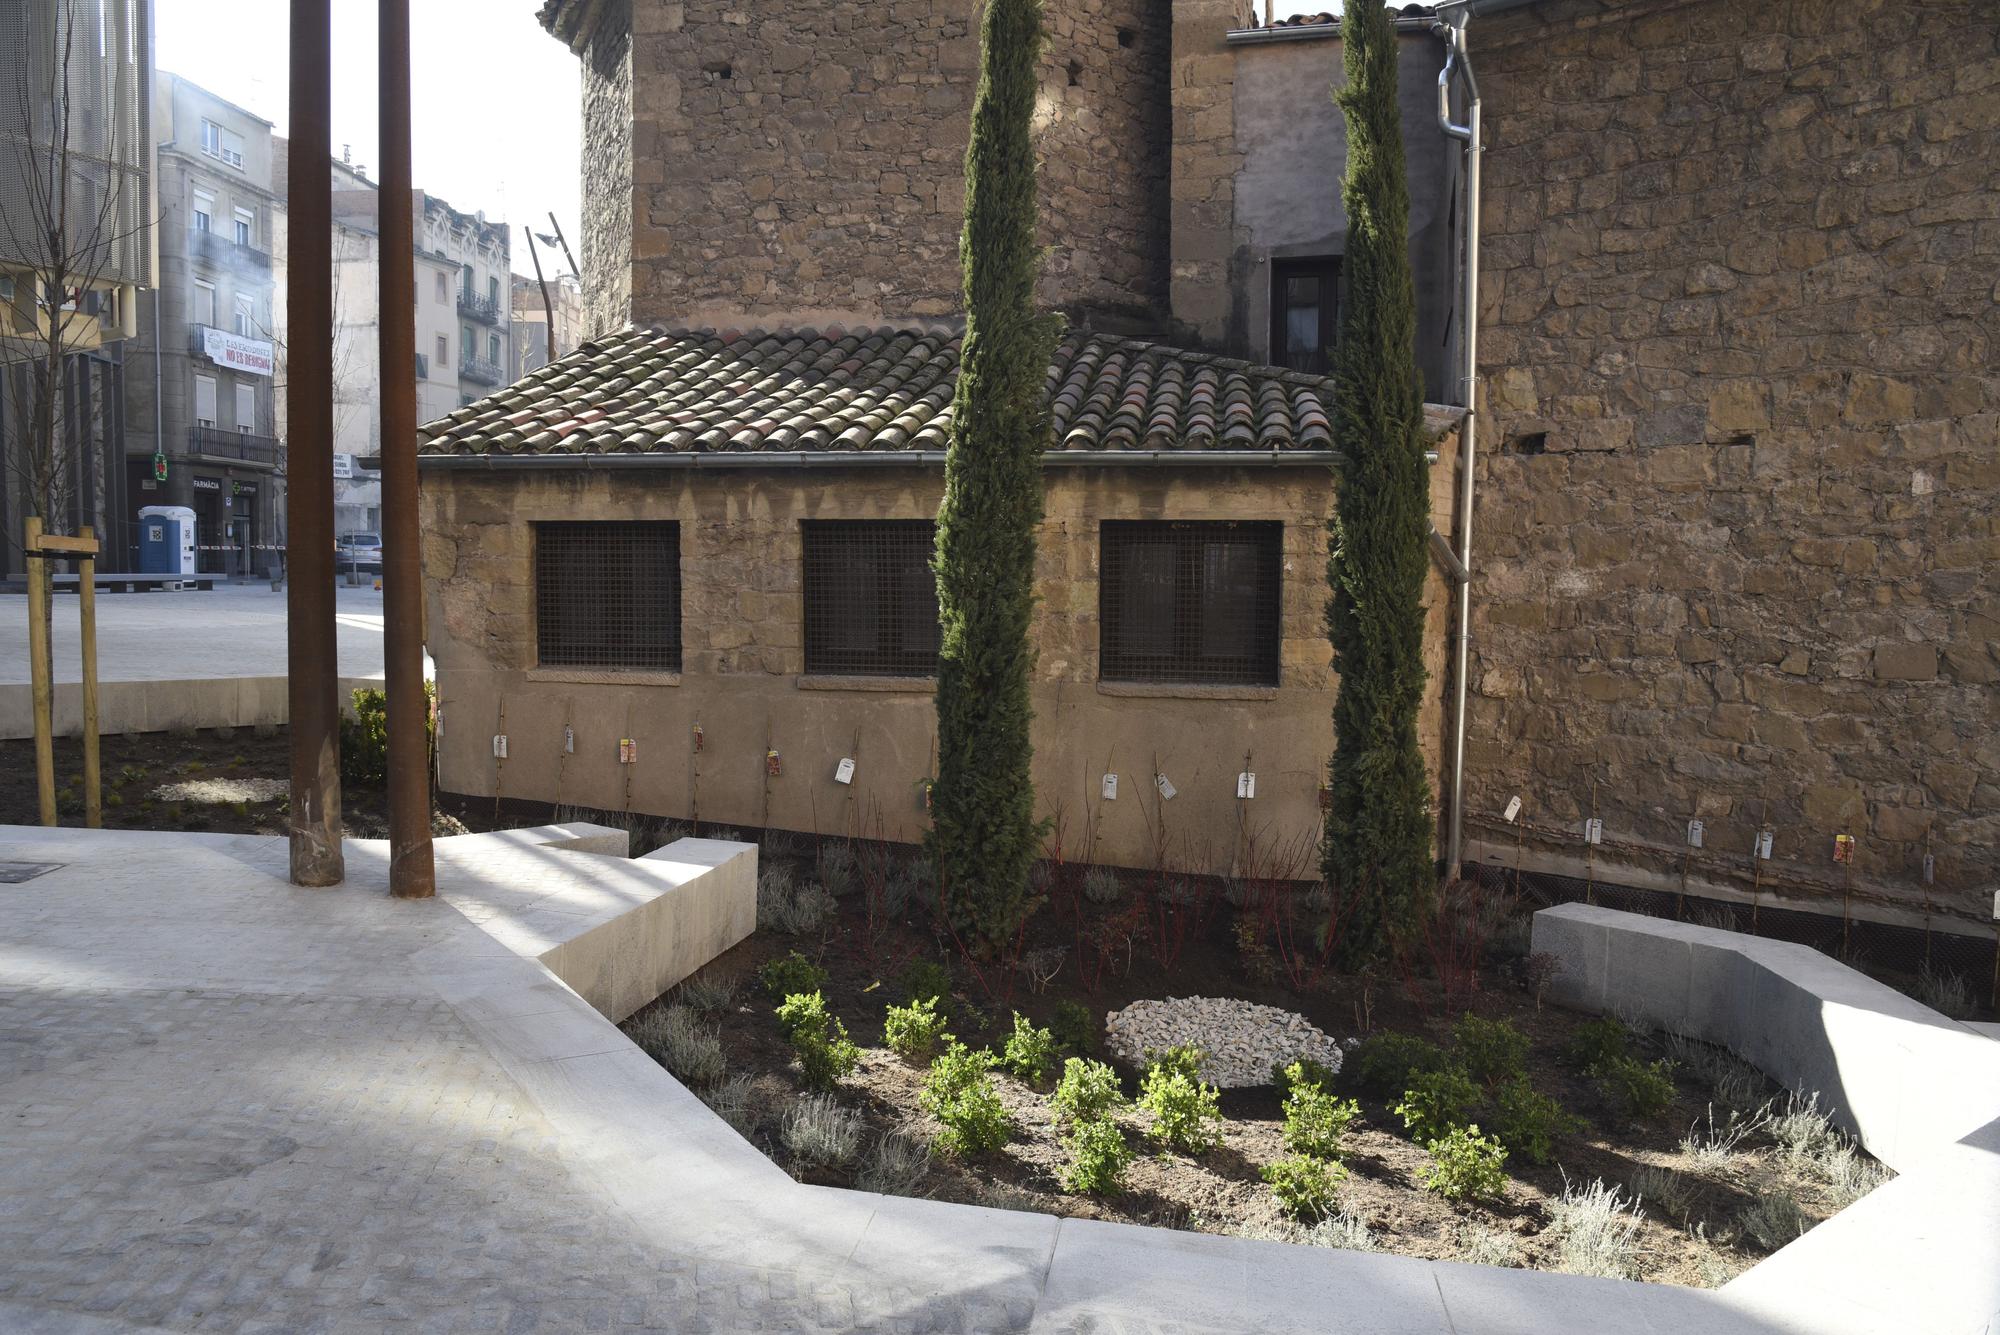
[421,448,1459,875]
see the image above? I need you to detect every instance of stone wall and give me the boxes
[598,0,1169,331]
[580,0,634,337]
[420,443,1460,875]
[1464,0,2000,923]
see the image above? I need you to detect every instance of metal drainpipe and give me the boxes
[1436,9,1482,880]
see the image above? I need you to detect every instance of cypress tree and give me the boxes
[929,0,1061,946]
[1323,0,1435,964]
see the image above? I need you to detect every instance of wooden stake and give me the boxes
[78,527,100,828]
[24,518,55,827]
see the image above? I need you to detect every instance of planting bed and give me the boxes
[622,835,1894,1289]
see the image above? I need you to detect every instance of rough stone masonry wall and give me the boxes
[615,0,1170,330]
[1465,0,2000,923]
[579,0,635,337]
[419,444,1460,876]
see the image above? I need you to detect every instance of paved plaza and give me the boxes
[0,822,1832,1335]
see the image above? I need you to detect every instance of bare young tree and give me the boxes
[1,0,152,551]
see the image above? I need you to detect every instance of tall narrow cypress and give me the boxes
[929,0,1061,946]
[1323,0,1434,963]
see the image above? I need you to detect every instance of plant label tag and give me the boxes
[1583,818,1603,845]
[1155,773,1176,801]
[492,734,507,759]
[834,757,855,785]
[766,748,782,778]
[1755,830,1774,860]
[1101,773,1117,800]
[1687,819,1704,848]
[563,726,574,755]
[692,722,703,753]
[1923,853,1935,886]
[1992,888,1999,921]
[1237,772,1256,800]
[619,738,637,764]
[1503,795,1521,823]
[1833,833,1854,864]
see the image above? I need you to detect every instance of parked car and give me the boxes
[336,532,383,576]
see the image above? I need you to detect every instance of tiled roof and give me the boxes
[417,324,1341,457]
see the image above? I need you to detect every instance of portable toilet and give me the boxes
[137,505,197,575]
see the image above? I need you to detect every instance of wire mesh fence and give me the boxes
[533,520,681,671]
[801,520,939,677]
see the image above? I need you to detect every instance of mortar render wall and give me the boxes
[419,447,1459,877]
[607,0,1170,332]
[1462,0,2000,923]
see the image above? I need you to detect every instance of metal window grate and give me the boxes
[1100,521,1282,686]
[534,521,681,670]
[802,521,940,677]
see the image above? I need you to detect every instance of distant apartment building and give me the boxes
[325,161,511,533]
[0,0,155,575]
[123,73,284,577]
[511,271,584,379]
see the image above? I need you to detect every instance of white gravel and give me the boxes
[151,777,288,804]
[1103,996,1346,1088]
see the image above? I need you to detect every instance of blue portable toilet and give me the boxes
[138,505,198,575]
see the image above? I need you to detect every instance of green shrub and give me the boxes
[1051,1057,1125,1124]
[1595,1055,1675,1121]
[1058,1116,1132,1194]
[759,950,828,1000]
[1263,1152,1345,1220]
[1145,1044,1206,1082]
[1565,1016,1630,1072]
[1452,1014,1530,1087]
[883,997,952,1061]
[1489,1076,1580,1165]
[775,991,860,1091]
[1421,1124,1508,1202]
[901,959,953,1008]
[999,1012,1059,1083]
[1138,1048,1224,1154]
[1350,1032,1447,1097]
[1270,1056,1341,1099]
[339,682,435,787]
[1392,1068,1481,1144]
[920,1041,1012,1154]
[1282,1079,1362,1161]
[1049,999,1098,1054]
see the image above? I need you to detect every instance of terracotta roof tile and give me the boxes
[420,323,1351,459]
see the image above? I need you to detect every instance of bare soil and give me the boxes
[633,842,1890,1289]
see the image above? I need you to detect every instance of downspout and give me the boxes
[1436,8,1481,879]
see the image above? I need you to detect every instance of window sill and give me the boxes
[1096,681,1280,702]
[797,674,937,694]
[526,667,682,686]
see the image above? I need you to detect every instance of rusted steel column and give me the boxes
[285,0,344,885]
[378,0,435,898]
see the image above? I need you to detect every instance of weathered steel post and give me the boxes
[285,0,345,885]
[379,0,435,897]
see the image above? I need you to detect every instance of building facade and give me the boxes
[426,195,513,413]
[512,271,585,378]
[124,73,284,577]
[0,0,154,574]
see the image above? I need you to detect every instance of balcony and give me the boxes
[188,228,272,273]
[187,425,283,467]
[456,288,501,325]
[458,353,504,387]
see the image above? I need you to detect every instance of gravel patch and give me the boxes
[1104,996,1347,1088]
[152,777,288,804]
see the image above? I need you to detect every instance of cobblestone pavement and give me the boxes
[0,826,1784,1335]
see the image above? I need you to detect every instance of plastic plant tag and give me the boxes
[1503,795,1521,823]
[1687,818,1704,848]
[692,722,703,753]
[835,757,855,785]
[619,738,637,764]
[766,749,782,778]
[563,726,574,755]
[1583,818,1603,845]
[1237,772,1256,800]
[492,734,507,759]
[1833,834,1854,864]
[1101,774,1118,800]
[1755,830,1774,860]
[1154,773,1176,800]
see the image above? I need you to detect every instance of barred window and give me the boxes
[534,521,681,670]
[802,521,940,677]
[1099,521,1282,686]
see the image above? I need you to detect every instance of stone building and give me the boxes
[512,271,586,379]
[123,73,284,578]
[431,0,1994,931]
[1454,0,1999,929]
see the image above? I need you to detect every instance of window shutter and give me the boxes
[194,375,218,426]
